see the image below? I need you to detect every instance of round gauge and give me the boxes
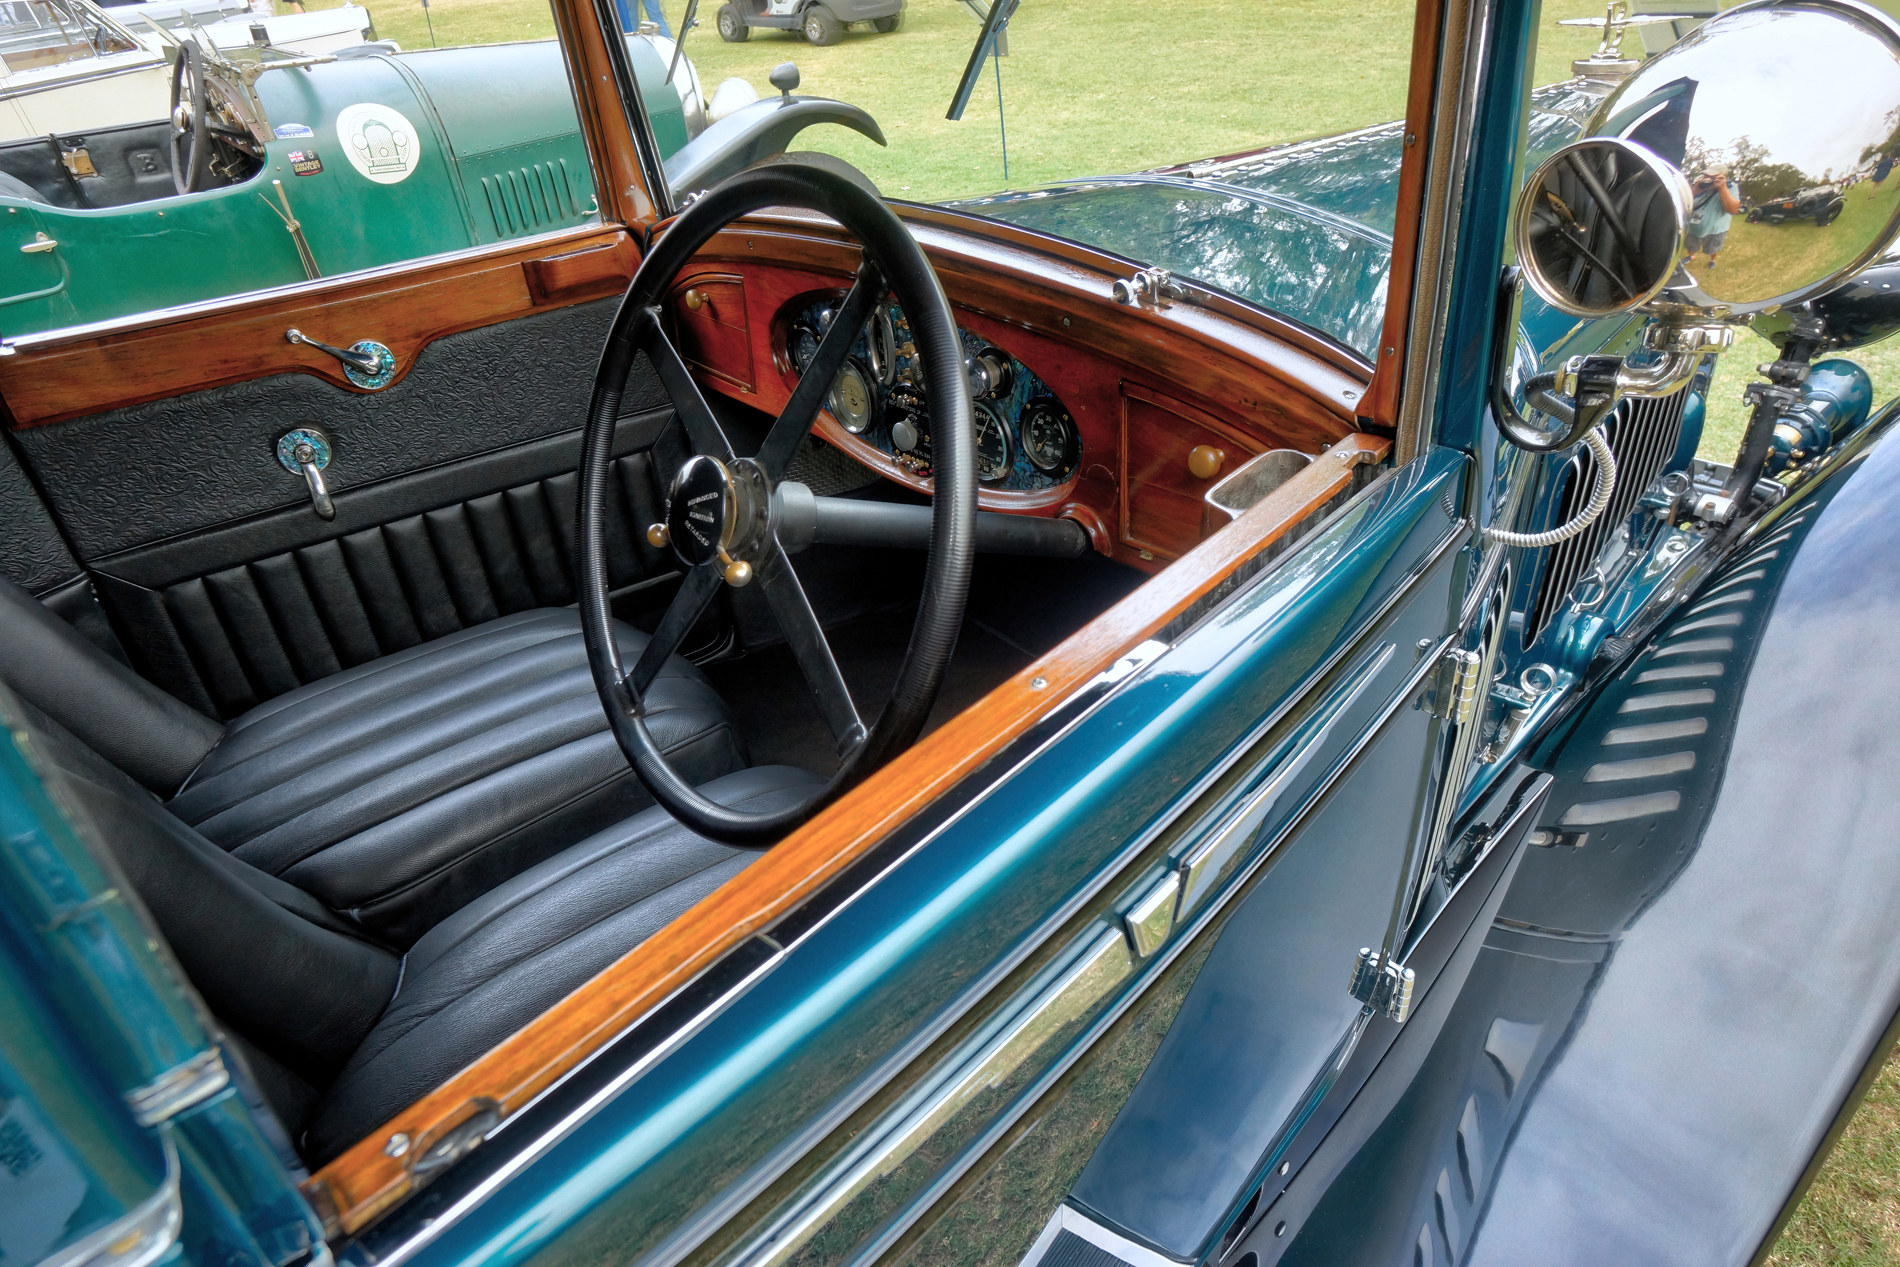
[1021,397,1075,474]
[869,307,898,386]
[973,399,1015,483]
[828,358,876,434]
[789,321,820,376]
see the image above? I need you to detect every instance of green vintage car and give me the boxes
[0,5,880,335]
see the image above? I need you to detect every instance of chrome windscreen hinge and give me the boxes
[1349,948,1415,1022]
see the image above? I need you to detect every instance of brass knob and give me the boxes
[684,288,707,312]
[1188,444,1226,480]
[646,523,670,548]
[723,558,753,588]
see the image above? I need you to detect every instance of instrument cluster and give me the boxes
[787,298,1079,490]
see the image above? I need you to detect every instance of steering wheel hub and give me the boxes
[666,455,738,566]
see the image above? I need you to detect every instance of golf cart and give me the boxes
[715,0,900,47]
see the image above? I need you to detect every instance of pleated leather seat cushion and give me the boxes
[302,764,824,1163]
[169,608,745,945]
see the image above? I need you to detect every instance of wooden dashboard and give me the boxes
[667,209,1371,571]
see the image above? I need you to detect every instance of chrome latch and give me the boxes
[1349,947,1415,1022]
[1111,267,1185,310]
[277,427,335,520]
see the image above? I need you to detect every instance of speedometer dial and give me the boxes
[829,358,876,434]
[973,399,1015,483]
[1021,397,1075,474]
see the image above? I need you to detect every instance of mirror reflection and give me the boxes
[1518,137,1688,317]
[1587,1,1900,315]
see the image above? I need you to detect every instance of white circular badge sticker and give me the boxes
[334,103,422,185]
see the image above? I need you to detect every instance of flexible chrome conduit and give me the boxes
[1483,425,1618,548]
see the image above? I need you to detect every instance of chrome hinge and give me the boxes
[1110,267,1185,310]
[1420,648,1482,722]
[1348,948,1415,1022]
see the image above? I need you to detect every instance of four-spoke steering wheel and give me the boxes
[579,163,976,845]
[169,40,213,195]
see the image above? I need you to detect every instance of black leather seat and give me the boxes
[12,682,819,1162]
[0,582,744,943]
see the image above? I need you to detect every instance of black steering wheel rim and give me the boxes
[169,40,210,196]
[578,163,976,845]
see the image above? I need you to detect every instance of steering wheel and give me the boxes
[169,40,211,195]
[578,163,976,845]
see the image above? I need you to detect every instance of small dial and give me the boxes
[869,307,898,386]
[1021,397,1076,474]
[829,358,876,434]
[789,321,820,375]
[885,381,931,475]
[973,399,1015,483]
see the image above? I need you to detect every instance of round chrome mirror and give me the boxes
[1518,137,1691,317]
[1583,0,1900,318]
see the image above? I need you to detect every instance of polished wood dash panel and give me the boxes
[672,272,754,393]
[662,218,1363,572]
[303,432,1393,1237]
[1120,384,1265,561]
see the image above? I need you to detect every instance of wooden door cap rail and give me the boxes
[304,433,1393,1237]
[0,228,637,430]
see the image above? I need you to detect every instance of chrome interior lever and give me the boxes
[276,428,335,520]
[286,327,384,377]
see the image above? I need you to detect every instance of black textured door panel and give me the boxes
[93,412,686,719]
[13,298,658,559]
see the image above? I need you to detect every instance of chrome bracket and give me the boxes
[1110,267,1185,310]
[276,427,336,521]
[124,1048,229,1126]
[1348,948,1415,1022]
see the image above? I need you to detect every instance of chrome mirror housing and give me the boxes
[1518,137,1691,318]
[1498,0,1900,516]
[1517,0,1900,324]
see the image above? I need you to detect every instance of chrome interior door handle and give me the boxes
[285,327,381,375]
[276,427,335,520]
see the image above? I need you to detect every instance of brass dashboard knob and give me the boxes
[684,288,707,312]
[647,523,670,548]
[1188,445,1226,480]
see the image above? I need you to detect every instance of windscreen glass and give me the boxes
[674,0,1632,359]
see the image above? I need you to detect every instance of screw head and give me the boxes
[384,1132,411,1158]
[1030,676,1048,690]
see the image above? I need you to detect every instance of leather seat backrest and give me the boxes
[0,576,223,796]
[12,692,398,1084]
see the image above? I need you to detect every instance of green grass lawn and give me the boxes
[286,0,1900,1252]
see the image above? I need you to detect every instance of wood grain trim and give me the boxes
[303,431,1393,1236]
[1359,0,1446,429]
[525,236,638,306]
[547,0,655,228]
[0,227,635,428]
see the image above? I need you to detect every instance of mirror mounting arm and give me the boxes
[1489,268,1627,453]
